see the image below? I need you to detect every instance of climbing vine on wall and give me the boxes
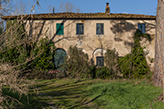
[118,29,151,78]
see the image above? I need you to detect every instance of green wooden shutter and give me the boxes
[56,23,64,35]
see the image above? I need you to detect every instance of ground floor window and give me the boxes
[96,56,104,66]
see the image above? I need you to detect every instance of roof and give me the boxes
[1,12,156,20]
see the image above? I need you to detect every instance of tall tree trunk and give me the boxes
[154,0,164,87]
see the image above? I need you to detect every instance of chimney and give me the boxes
[105,2,110,14]
[53,7,55,13]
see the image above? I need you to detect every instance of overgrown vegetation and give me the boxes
[66,46,117,79]
[66,30,152,79]
[0,20,56,79]
[0,20,30,108]
[118,30,151,78]
[104,49,119,79]
[0,19,55,108]
[0,19,153,108]
[1,87,43,109]
[66,46,90,78]
[26,37,56,79]
[0,1,57,108]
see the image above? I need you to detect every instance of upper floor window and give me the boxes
[56,23,64,35]
[138,23,145,34]
[96,23,104,35]
[76,23,84,35]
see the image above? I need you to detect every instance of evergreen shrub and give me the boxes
[0,20,56,79]
[118,29,151,78]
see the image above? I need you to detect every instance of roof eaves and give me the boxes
[1,13,156,20]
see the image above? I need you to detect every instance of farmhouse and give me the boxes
[1,3,156,70]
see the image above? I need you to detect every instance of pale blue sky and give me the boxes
[14,0,157,15]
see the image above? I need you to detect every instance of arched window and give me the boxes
[54,48,67,70]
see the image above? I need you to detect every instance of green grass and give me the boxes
[2,79,164,109]
[85,82,164,109]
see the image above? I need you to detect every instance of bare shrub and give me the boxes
[0,64,30,108]
[0,15,50,108]
[66,46,90,78]
[104,49,119,79]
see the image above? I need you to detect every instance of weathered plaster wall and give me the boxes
[24,19,156,70]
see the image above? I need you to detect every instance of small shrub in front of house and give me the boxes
[95,66,110,79]
[104,49,119,79]
[66,46,90,78]
[87,65,96,79]
[118,54,132,78]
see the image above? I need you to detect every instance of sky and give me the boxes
[14,0,157,16]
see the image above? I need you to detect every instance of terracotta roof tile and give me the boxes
[1,12,156,20]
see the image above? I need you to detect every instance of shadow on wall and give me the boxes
[27,19,78,45]
[50,19,76,42]
[25,18,156,66]
[26,18,155,47]
[110,19,155,49]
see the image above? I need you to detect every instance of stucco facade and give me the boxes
[22,18,155,70]
[1,13,156,70]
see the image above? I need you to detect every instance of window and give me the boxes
[138,23,145,34]
[96,56,104,66]
[96,23,104,35]
[56,23,64,35]
[76,23,84,35]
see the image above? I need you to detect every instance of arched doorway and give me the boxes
[54,48,67,71]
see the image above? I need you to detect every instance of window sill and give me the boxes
[56,34,64,36]
[94,35,106,39]
[76,35,84,37]
[94,34,106,36]
[76,34,84,35]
